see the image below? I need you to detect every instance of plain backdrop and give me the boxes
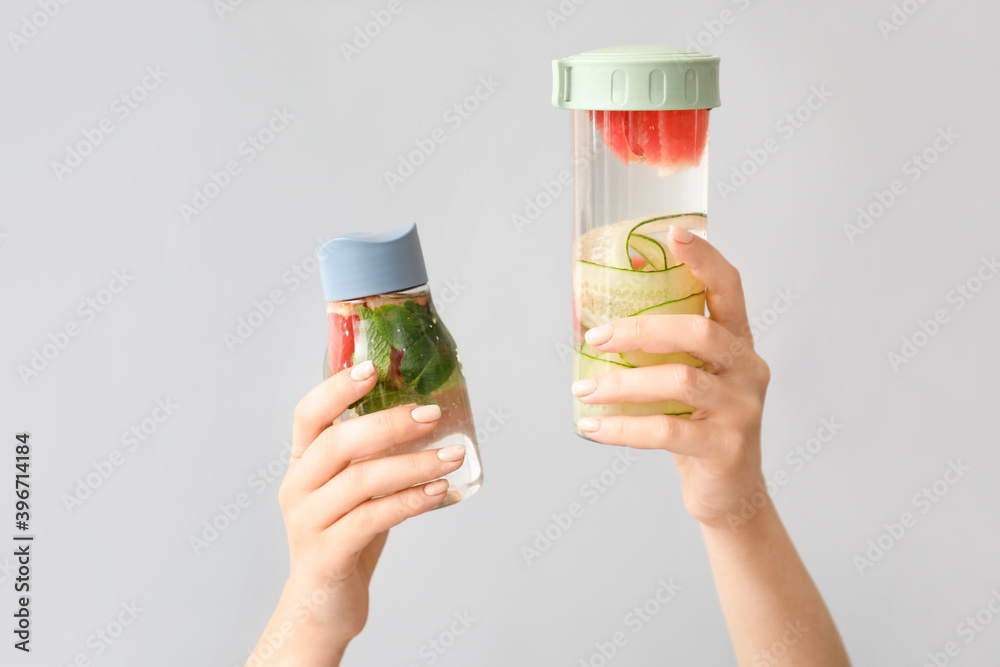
[2,0,999,665]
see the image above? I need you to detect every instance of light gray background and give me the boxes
[2,0,998,665]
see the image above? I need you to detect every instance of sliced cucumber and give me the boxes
[619,212,706,270]
[629,234,667,271]
[574,260,703,329]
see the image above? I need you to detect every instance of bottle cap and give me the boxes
[318,223,428,301]
[552,45,721,111]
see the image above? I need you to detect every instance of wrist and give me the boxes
[692,468,774,533]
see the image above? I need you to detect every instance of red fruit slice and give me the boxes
[328,312,356,374]
[592,109,709,172]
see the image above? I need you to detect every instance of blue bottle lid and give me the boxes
[318,223,429,302]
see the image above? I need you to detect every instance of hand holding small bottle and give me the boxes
[246,361,466,667]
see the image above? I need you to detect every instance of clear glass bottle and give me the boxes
[552,46,721,435]
[318,224,482,508]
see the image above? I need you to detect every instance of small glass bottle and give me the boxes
[317,223,483,508]
[552,46,721,436]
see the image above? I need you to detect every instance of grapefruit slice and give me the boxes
[592,109,709,173]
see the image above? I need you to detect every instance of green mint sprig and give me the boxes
[352,301,457,415]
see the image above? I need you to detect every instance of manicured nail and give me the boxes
[585,324,613,346]
[350,360,375,381]
[670,225,694,244]
[571,378,597,397]
[411,404,442,423]
[424,479,449,495]
[577,417,601,433]
[436,444,466,462]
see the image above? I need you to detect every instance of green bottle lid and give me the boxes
[552,45,721,111]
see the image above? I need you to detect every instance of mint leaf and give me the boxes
[376,304,424,348]
[358,306,392,381]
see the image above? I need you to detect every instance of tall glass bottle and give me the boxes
[552,46,721,436]
[318,223,483,508]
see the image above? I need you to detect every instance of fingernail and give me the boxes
[577,417,601,433]
[350,360,375,381]
[436,444,466,462]
[424,479,449,495]
[585,324,613,346]
[670,225,694,244]
[571,378,597,397]
[411,404,442,423]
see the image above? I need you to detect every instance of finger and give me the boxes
[572,363,722,411]
[307,445,466,529]
[291,361,378,459]
[324,480,449,557]
[585,314,742,373]
[576,414,717,457]
[667,226,752,340]
[291,403,443,492]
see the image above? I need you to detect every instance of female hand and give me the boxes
[572,225,770,529]
[247,360,466,666]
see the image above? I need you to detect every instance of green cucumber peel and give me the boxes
[629,290,706,316]
[623,212,706,270]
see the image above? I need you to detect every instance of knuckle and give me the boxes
[602,369,624,394]
[399,488,424,516]
[651,415,675,443]
[629,315,650,340]
[351,501,375,530]
[345,462,366,489]
[689,314,714,342]
[728,266,744,290]
[277,481,293,511]
[672,363,699,389]
[292,399,309,426]
[755,357,772,386]
[375,409,396,437]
